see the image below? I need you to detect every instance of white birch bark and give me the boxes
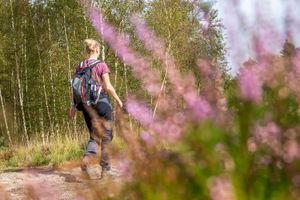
[9,0,29,145]
[152,0,172,119]
[22,18,32,136]
[123,63,133,132]
[63,12,77,137]
[83,11,89,38]
[0,89,12,146]
[32,22,52,142]
[47,15,57,138]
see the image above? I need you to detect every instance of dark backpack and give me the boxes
[72,60,103,108]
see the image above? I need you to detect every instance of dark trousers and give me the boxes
[82,101,113,170]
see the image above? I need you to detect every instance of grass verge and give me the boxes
[0,135,85,170]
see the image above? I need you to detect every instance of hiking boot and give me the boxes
[81,163,102,180]
[80,169,91,180]
[101,167,120,179]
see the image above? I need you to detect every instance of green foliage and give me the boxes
[0,135,85,169]
[0,0,226,145]
[0,136,6,150]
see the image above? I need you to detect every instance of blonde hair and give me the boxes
[84,39,100,55]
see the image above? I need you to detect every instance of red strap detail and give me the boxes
[81,78,86,102]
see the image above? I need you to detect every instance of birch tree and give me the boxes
[0,89,12,146]
[9,0,29,145]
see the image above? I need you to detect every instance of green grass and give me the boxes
[0,135,85,170]
[0,128,126,170]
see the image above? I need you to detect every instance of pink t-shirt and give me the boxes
[75,59,110,83]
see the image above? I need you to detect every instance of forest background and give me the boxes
[2,0,300,199]
[0,0,225,150]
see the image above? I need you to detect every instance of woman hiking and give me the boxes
[69,39,123,179]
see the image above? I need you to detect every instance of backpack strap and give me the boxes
[88,60,101,68]
[78,60,100,69]
[79,61,84,68]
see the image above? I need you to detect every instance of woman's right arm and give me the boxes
[102,73,123,108]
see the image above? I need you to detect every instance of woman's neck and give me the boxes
[87,54,98,60]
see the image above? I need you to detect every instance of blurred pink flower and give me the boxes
[292,51,300,74]
[158,121,182,141]
[208,175,236,200]
[140,132,154,145]
[254,122,281,141]
[238,67,262,103]
[115,157,132,179]
[247,138,257,153]
[283,139,300,163]
[197,59,213,77]
[126,98,153,127]
[131,15,166,60]
[25,178,55,199]
[89,7,161,95]
[126,97,183,141]
[191,97,213,120]
[253,122,282,155]
[131,15,200,110]
[183,91,213,120]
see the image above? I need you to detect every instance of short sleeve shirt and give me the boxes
[75,59,110,83]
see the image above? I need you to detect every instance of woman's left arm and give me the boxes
[102,73,123,108]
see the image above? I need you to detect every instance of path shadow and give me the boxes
[1,167,83,183]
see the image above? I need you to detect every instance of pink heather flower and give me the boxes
[292,51,300,74]
[208,176,236,200]
[158,121,182,141]
[238,67,262,103]
[88,7,161,95]
[131,15,166,60]
[254,122,281,143]
[253,122,282,155]
[25,178,55,199]
[126,98,153,126]
[247,138,257,153]
[115,157,132,179]
[192,98,213,120]
[131,15,199,104]
[197,59,212,77]
[126,97,183,141]
[283,139,300,163]
[140,132,154,145]
[142,117,183,142]
[184,92,213,120]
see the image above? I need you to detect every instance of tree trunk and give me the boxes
[63,12,77,138]
[39,107,45,145]
[28,5,53,142]
[123,63,133,132]
[22,17,33,137]
[83,10,89,38]
[12,72,17,136]
[9,0,29,145]
[0,89,12,146]
[152,0,172,119]
[47,15,58,138]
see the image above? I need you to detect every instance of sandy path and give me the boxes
[0,166,119,200]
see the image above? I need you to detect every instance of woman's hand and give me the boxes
[68,106,76,118]
[118,100,123,108]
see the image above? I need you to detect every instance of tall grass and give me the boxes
[0,134,85,169]
[1,1,300,200]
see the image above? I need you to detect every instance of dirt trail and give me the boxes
[0,165,120,200]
